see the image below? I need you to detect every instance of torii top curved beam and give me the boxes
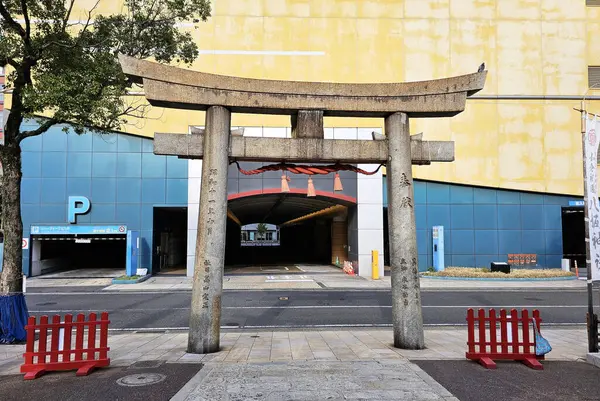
[118,54,486,118]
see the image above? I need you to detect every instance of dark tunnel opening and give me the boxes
[225,219,332,265]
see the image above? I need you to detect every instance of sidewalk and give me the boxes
[0,327,587,374]
[25,264,586,292]
[0,327,588,400]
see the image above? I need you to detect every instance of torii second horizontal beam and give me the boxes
[153,134,454,165]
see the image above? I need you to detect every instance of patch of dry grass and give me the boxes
[421,267,576,279]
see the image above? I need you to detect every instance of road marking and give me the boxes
[227,305,589,309]
[27,291,186,295]
[105,322,586,331]
[239,322,586,328]
[25,288,592,296]
[265,275,312,283]
[28,305,591,313]
[109,327,189,332]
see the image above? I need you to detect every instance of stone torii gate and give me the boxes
[119,55,486,354]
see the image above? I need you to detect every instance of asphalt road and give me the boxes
[22,289,596,330]
[0,361,201,401]
[416,360,600,401]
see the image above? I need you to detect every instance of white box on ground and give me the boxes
[137,268,148,276]
[561,259,570,272]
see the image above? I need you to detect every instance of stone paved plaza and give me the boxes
[0,327,588,372]
[171,360,457,401]
[0,327,589,399]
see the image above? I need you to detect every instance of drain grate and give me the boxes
[35,302,57,306]
[116,373,167,387]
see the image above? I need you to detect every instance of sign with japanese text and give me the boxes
[584,114,600,281]
[30,225,127,235]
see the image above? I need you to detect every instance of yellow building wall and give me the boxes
[8,0,600,196]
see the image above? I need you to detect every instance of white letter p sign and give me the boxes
[68,196,91,224]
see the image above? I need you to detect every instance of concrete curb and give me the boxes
[93,286,587,293]
[419,275,578,282]
[30,284,588,294]
[111,274,152,285]
[586,353,600,368]
[406,362,459,400]
[170,363,212,401]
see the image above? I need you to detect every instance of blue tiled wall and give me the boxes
[20,123,188,275]
[383,179,575,271]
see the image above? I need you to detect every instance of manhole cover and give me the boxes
[128,361,164,369]
[35,302,57,306]
[116,373,166,387]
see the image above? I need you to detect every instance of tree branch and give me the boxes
[39,0,99,53]
[63,0,76,31]
[0,1,26,37]
[77,0,98,41]
[16,119,61,143]
[20,0,30,40]
[0,57,18,69]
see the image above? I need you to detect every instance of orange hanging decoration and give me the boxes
[232,161,384,177]
[307,177,316,197]
[333,172,343,191]
[281,174,290,193]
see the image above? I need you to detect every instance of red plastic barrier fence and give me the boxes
[20,312,110,380]
[466,308,544,370]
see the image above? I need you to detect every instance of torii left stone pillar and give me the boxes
[187,106,231,354]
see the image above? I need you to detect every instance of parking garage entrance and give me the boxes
[225,191,354,268]
[29,225,128,277]
[562,206,585,269]
[153,207,187,275]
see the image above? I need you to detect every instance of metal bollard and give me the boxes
[372,250,379,280]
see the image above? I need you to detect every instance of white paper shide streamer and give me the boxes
[585,115,600,280]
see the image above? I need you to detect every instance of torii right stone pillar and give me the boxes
[386,112,425,349]
[188,106,231,354]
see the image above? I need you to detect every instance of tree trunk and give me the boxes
[0,144,23,294]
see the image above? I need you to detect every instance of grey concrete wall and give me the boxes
[347,205,359,271]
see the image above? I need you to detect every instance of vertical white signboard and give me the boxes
[584,115,600,281]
